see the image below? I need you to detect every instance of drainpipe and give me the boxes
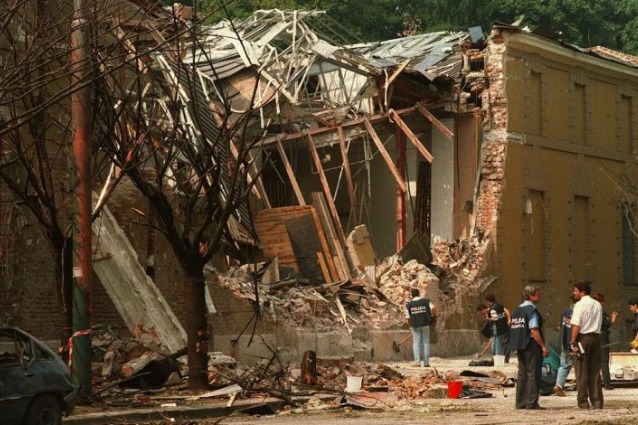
[70,0,92,398]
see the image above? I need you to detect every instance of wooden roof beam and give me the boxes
[416,103,454,141]
[336,127,358,223]
[389,109,433,163]
[306,133,348,246]
[276,138,306,206]
[363,119,407,192]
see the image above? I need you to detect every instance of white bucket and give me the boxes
[346,375,363,393]
[493,355,505,367]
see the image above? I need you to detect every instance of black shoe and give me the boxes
[603,384,615,390]
[527,405,546,410]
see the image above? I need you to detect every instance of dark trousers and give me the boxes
[515,339,542,409]
[601,344,611,386]
[576,333,604,409]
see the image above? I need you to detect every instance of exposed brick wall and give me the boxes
[475,31,508,240]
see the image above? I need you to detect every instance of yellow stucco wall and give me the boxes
[492,32,638,335]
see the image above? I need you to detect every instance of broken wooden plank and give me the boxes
[416,103,454,141]
[316,252,331,284]
[230,141,271,207]
[389,109,433,163]
[337,126,358,225]
[306,133,348,246]
[384,58,411,89]
[284,212,338,283]
[276,138,306,205]
[311,192,350,280]
[363,119,407,192]
[255,206,321,270]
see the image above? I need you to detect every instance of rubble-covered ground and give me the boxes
[78,235,503,422]
[70,355,638,425]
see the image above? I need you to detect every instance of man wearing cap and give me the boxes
[509,285,549,410]
[570,281,603,409]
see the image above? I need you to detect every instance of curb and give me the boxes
[63,398,285,424]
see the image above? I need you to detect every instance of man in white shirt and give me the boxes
[570,281,603,409]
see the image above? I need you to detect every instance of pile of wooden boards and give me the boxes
[254,192,354,284]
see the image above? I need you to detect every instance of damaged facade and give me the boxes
[2,4,638,365]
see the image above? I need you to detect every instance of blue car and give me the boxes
[0,326,77,425]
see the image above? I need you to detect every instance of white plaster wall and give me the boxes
[430,119,455,243]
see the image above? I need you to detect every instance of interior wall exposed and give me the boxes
[430,118,455,243]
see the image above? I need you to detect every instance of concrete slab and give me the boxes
[213,334,278,364]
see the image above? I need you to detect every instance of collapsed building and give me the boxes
[2,1,638,366]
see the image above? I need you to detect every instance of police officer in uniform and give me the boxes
[406,287,437,367]
[485,293,509,357]
[509,285,550,410]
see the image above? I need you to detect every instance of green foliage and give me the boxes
[192,0,638,54]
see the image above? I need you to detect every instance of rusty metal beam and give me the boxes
[389,109,433,163]
[362,119,407,192]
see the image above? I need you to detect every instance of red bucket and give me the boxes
[447,380,464,399]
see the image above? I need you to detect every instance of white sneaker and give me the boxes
[419,361,425,367]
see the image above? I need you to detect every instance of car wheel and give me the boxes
[23,395,61,425]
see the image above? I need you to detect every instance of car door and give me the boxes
[0,328,38,425]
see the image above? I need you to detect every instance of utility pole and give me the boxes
[70,0,93,398]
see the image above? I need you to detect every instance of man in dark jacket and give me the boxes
[554,299,574,396]
[406,287,437,367]
[509,285,550,410]
[486,293,509,358]
[593,293,617,390]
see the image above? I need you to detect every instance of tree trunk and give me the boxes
[51,234,73,348]
[184,264,209,390]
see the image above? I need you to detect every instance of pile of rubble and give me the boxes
[215,262,414,332]
[431,233,491,285]
[214,235,490,335]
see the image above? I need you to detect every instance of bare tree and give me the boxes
[0,0,188,343]
[93,10,267,389]
[0,0,90,345]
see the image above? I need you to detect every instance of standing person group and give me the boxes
[406,287,437,367]
[508,281,615,410]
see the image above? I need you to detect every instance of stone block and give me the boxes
[211,334,277,365]
[353,348,373,362]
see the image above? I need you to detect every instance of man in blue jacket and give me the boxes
[509,285,550,409]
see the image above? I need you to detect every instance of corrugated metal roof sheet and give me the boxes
[347,31,469,79]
